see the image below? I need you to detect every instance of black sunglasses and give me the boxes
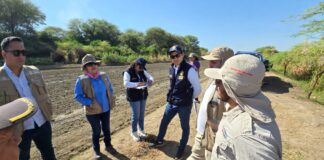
[170,54,181,59]
[85,62,98,67]
[6,50,26,57]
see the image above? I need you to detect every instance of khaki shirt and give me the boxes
[211,106,282,160]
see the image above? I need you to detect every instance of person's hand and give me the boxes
[148,80,153,86]
[137,82,146,87]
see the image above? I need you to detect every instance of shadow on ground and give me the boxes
[143,134,192,159]
[262,76,293,94]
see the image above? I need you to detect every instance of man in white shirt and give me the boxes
[0,36,55,160]
[149,45,201,160]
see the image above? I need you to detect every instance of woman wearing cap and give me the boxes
[74,54,117,158]
[188,53,200,76]
[123,58,154,141]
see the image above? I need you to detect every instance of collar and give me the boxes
[222,106,244,122]
[3,63,23,77]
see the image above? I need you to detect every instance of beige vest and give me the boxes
[205,97,226,151]
[79,72,115,115]
[0,65,53,121]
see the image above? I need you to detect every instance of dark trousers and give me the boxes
[156,103,192,152]
[19,121,56,160]
[86,111,112,153]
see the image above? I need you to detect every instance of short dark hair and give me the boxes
[1,36,23,51]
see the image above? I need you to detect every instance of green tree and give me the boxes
[294,2,324,38]
[119,29,144,53]
[183,35,200,54]
[145,27,169,51]
[0,0,45,36]
[38,26,66,47]
[255,46,279,57]
[67,19,120,45]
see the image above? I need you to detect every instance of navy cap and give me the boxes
[168,45,183,54]
[135,57,147,70]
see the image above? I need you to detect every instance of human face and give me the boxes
[135,64,144,72]
[170,52,183,66]
[209,60,222,68]
[85,62,99,75]
[0,127,21,160]
[1,41,26,69]
[215,79,230,102]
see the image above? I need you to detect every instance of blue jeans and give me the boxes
[156,103,192,152]
[86,111,111,153]
[129,99,146,132]
[19,121,56,160]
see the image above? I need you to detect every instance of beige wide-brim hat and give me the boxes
[204,54,275,123]
[0,98,38,130]
[81,54,101,70]
[202,47,234,61]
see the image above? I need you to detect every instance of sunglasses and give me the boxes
[170,54,181,59]
[6,50,26,57]
[85,62,98,67]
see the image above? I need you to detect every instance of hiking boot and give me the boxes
[148,140,164,148]
[138,130,147,138]
[105,145,117,155]
[131,132,140,141]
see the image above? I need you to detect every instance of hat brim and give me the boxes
[82,61,101,67]
[204,68,222,80]
[202,55,221,60]
[0,98,38,129]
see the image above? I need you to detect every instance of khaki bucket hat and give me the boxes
[202,47,234,62]
[82,54,101,70]
[204,54,275,123]
[0,98,38,130]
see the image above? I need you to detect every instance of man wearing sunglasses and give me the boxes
[0,36,56,160]
[149,45,201,160]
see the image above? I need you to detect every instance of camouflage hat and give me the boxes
[0,98,38,130]
[82,54,100,69]
[202,47,234,62]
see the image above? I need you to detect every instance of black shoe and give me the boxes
[174,149,184,160]
[148,140,164,148]
[106,145,117,155]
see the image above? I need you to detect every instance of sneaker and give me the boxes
[148,140,164,148]
[105,145,117,155]
[94,151,101,159]
[131,132,140,141]
[138,130,147,138]
[174,149,184,160]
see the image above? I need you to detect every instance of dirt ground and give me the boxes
[30,63,324,160]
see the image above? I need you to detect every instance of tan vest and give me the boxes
[79,72,115,115]
[205,97,226,151]
[0,65,53,121]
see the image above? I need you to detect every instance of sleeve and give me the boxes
[144,70,154,82]
[187,68,201,98]
[74,78,92,106]
[106,75,114,96]
[123,72,139,88]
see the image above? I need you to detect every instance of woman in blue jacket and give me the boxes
[74,54,117,159]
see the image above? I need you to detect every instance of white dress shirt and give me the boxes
[123,70,154,89]
[3,64,46,130]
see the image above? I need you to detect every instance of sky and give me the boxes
[31,0,321,52]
